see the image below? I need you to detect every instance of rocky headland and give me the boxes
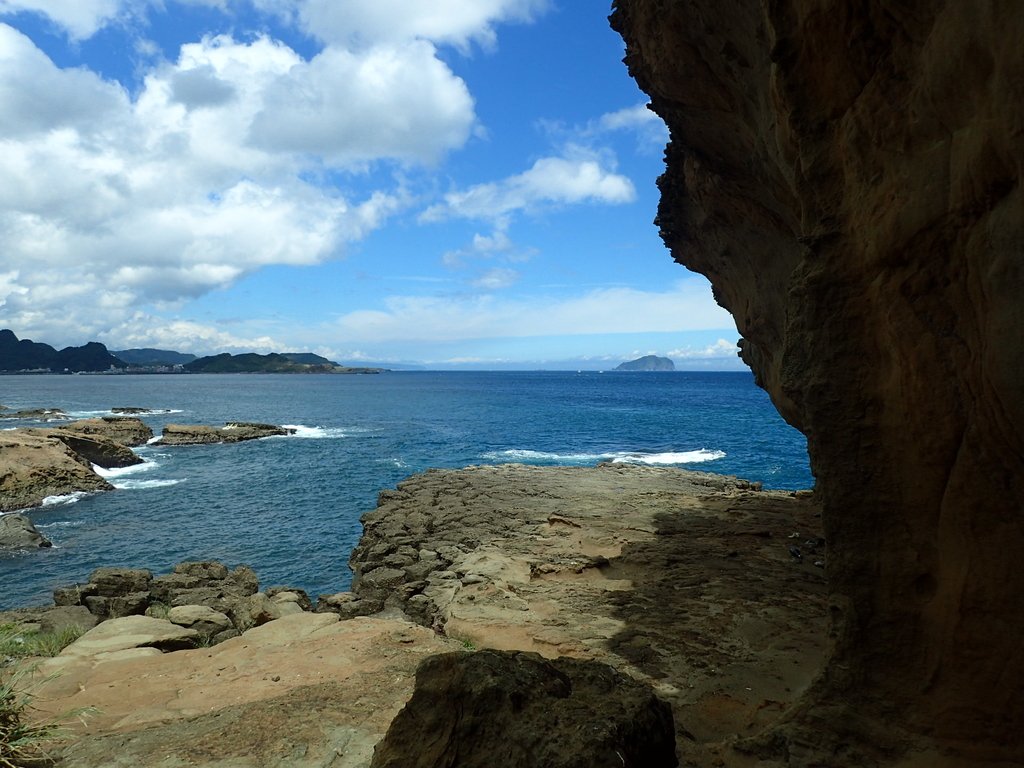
[7,464,828,767]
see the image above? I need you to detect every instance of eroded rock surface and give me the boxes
[343,464,827,762]
[34,613,459,768]
[155,422,295,445]
[0,430,113,512]
[612,1,1024,763]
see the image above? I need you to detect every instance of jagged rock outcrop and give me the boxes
[0,430,113,512]
[612,1,1024,763]
[370,650,678,768]
[0,418,154,512]
[155,422,295,445]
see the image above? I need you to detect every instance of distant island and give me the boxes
[185,352,382,374]
[0,329,382,374]
[614,355,675,372]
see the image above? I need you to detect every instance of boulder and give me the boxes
[230,592,282,632]
[57,615,199,658]
[89,567,153,597]
[166,605,233,637]
[370,650,677,768]
[0,513,52,550]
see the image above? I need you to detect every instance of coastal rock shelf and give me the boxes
[154,422,296,445]
[22,464,826,767]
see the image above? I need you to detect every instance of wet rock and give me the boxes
[0,512,52,549]
[155,422,295,445]
[371,650,677,768]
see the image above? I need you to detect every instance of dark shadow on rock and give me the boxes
[371,649,678,768]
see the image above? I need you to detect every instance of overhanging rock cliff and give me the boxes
[611,0,1023,763]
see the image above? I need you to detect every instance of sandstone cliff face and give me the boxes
[612,0,1023,763]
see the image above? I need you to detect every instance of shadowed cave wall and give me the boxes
[611,0,1023,762]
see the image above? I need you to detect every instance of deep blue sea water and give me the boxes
[0,371,812,610]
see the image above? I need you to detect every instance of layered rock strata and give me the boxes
[611,1,1024,762]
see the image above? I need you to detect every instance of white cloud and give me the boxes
[297,0,549,50]
[249,40,474,165]
[0,0,122,39]
[422,155,635,223]
[0,24,470,343]
[667,339,739,359]
[471,267,519,290]
[100,317,281,354]
[331,281,735,344]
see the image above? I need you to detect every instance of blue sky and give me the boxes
[0,0,742,369]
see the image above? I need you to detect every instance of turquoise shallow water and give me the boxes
[0,371,812,609]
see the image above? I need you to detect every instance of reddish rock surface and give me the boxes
[612,0,1023,763]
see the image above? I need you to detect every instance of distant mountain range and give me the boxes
[614,355,676,372]
[0,330,383,374]
[0,329,126,372]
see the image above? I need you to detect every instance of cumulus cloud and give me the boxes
[248,40,474,164]
[421,155,635,223]
[296,0,549,50]
[331,281,735,344]
[0,23,471,342]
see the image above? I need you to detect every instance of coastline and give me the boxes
[16,463,827,766]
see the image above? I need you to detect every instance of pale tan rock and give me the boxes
[167,605,233,635]
[55,615,199,660]
[31,614,458,768]
[0,430,112,512]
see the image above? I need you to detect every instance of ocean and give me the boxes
[0,371,812,610]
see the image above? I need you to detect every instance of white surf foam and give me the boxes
[93,459,159,479]
[483,448,726,466]
[112,478,183,490]
[279,424,352,439]
[41,491,92,507]
[611,449,726,465]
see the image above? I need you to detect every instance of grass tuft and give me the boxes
[0,625,83,661]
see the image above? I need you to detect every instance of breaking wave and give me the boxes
[481,448,726,466]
